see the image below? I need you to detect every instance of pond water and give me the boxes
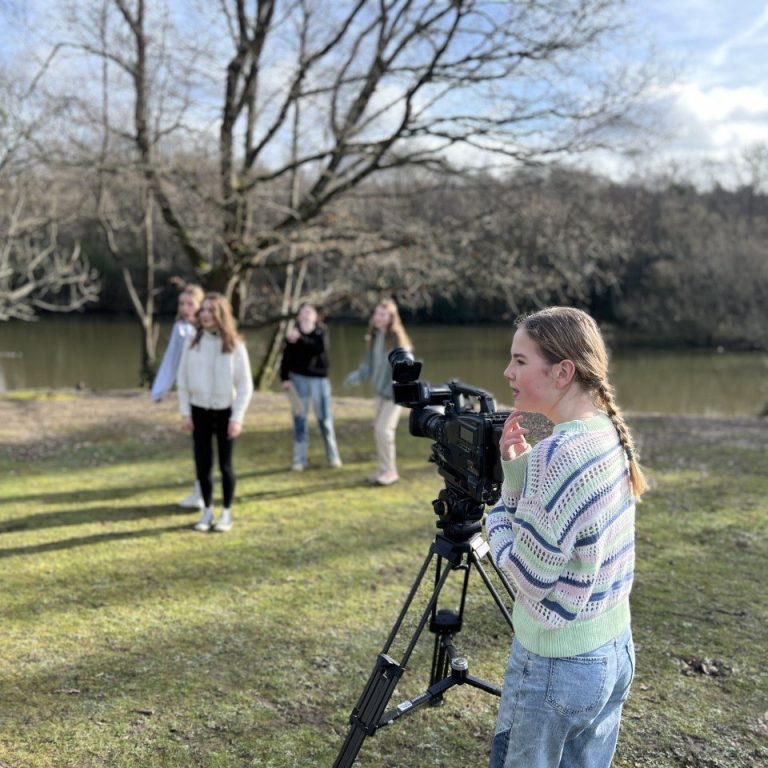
[1,316,766,416]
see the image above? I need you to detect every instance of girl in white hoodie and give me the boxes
[177,293,254,532]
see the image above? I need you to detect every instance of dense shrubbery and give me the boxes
[11,163,768,350]
[73,165,768,350]
[260,167,768,350]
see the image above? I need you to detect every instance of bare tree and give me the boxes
[183,0,652,290]
[75,3,651,245]
[0,50,100,322]
[91,0,162,383]
[40,0,654,384]
[208,0,652,383]
[53,0,204,381]
[0,186,100,321]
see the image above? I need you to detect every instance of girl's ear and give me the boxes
[555,359,577,388]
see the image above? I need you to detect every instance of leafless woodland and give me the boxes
[2,1,766,383]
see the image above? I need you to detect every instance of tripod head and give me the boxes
[432,483,486,542]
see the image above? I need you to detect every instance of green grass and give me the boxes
[1,394,766,767]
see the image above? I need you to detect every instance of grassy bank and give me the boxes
[1,391,766,767]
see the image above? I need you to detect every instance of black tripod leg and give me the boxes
[380,546,437,654]
[467,535,515,630]
[333,547,457,768]
[430,632,448,693]
[333,653,405,768]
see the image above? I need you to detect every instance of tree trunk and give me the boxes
[254,94,308,390]
[254,246,308,390]
[139,191,159,385]
[254,317,290,391]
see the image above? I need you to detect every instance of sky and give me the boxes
[1,0,767,187]
[613,0,768,183]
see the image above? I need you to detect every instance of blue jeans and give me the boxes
[490,628,635,768]
[289,374,341,467]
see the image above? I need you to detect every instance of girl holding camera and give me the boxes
[485,306,646,768]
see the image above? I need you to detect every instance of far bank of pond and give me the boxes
[1,315,766,416]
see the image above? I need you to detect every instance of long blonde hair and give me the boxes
[517,306,647,499]
[191,292,242,354]
[368,298,412,351]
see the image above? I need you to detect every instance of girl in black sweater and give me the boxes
[280,304,342,471]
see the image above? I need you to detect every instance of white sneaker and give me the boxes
[213,508,232,532]
[291,463,305,472]
[179,483,204,509]
[194,507,214,532]
[373,471,399,486]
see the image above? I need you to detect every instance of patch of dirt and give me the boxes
[626,412,768,475]
[1,390,765,464]
[0,389,371,461]
[629,412,768,450]
[676,656,732,677]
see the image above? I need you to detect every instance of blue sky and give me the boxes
[620,0,768,180]
[2,1,766,184]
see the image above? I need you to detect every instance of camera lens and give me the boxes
[389,347,422,383]
[388,346,413,365]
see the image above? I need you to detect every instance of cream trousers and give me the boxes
[373,395,402,476]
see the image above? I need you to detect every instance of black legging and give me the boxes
[191,405,236,508]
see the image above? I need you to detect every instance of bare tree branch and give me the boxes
[0,207,100,321]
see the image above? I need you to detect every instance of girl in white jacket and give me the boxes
[177,293,254,532]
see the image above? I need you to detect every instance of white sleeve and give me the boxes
[151,321,187,401]
[230,342,254,424]
[176,340,192,418]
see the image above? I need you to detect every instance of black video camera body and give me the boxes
[389,348,510,515]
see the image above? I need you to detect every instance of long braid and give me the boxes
[597,381,647,499]
[519,305,648,499]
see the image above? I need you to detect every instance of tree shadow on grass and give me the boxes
[236,474,386,504]
[0,522,192,559]
[0,502,199,535]
[0,467,401,535]
[3,502,435,624]
[2,482,183,506]
[1,466,281,505]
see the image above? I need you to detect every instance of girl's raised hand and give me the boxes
[499,410,530,461]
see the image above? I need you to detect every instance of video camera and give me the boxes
[389,348,510,538]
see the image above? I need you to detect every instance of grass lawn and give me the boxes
[1,391,766,767]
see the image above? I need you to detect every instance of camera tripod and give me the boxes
[332,504,516,768]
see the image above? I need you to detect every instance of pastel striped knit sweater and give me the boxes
[485,413,635,658]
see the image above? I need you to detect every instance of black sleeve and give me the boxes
[279,342,291,381]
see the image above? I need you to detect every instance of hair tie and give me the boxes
[625,446,634,463]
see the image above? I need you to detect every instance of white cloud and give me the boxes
[589,1,768,183]
[673,82,768,137]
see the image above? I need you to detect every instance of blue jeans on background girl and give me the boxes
[490,627,635,768]
[289,374,341,469]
